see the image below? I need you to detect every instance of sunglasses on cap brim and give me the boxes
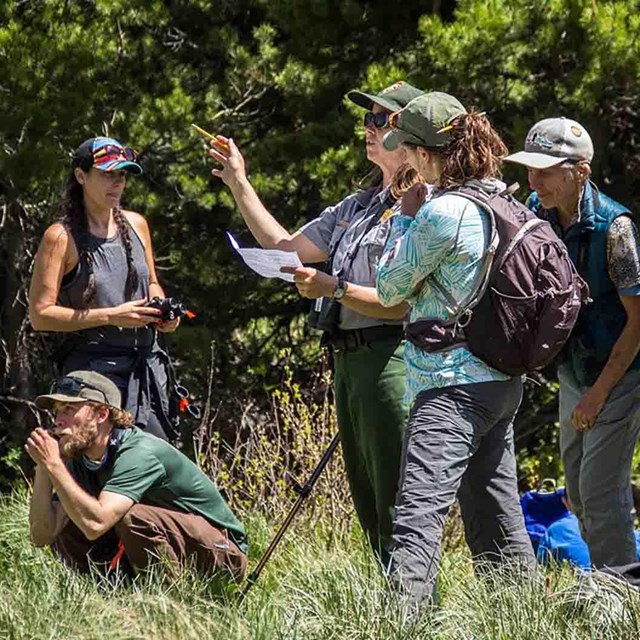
[78,145,137,171]
[363,111,390,129]
[50,376,108,404]
[387,111,402,130]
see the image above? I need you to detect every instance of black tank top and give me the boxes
[58,219,152,349]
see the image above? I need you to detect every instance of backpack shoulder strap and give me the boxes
[428,186,499,324]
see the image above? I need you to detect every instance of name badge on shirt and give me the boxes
[380,208,397,223]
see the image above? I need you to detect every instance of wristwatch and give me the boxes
[332,275,347,300]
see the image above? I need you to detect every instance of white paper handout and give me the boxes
[226,232,302,282]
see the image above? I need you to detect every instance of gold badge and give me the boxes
[381,81,404,95]
[380,208,397,223]
[570,125,583,137]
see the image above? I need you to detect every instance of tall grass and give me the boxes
[194,361,353,529]
[2,490,640,639]
[6,366,640,638]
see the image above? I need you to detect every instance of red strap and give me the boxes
[109,541,126,571]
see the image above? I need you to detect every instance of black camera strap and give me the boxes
[313,187,395,346]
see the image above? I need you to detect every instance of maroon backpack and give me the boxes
[405,185,590,375]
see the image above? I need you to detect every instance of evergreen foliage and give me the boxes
[1,0,639,487]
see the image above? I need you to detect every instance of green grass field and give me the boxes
[2,491,640,639]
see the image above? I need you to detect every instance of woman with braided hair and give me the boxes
[29,137,179,442]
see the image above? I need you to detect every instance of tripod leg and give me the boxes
[239,433,341,600]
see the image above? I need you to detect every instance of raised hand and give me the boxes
[25,428,62,469]
[209,137,247,189]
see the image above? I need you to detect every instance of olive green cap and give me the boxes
[383,92,467,151]
[35,371,122,410]
[347,81,424,113]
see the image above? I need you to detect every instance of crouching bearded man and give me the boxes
[26,370,247,579]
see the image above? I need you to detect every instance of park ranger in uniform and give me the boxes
[209,81,424,567]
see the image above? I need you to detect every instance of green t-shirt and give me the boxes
[69,428,247,553]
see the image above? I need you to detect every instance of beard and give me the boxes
[59,421,99,460]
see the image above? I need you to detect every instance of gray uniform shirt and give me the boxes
[299,185,402,330]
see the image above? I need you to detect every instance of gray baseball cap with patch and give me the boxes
[504,117,594,169]
[35,371,122,410]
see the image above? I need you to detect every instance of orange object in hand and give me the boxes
[191,124,230,152]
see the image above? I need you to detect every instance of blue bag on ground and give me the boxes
[520,486,569,554]
[521,485,640,570]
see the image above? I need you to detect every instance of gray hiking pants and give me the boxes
[559,366,640,567]
[389,377,535,606]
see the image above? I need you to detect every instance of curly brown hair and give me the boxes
[357,163,423,200]
[107,406,135,428]
[436,110,508,189]
[87,402,135,428]
[390,163,423,200]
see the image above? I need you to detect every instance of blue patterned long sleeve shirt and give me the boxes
[376,181,510,406]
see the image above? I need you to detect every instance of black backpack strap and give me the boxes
[577,232,590,280]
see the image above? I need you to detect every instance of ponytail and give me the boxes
[390,163,422,200]
[112,206,139,299]
[437,110,508,189]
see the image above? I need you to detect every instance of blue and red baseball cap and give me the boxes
[72,137,143,175]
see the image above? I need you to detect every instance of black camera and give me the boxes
[307,296,341,334]
[148,297,189,322]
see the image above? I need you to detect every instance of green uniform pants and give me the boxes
[333,336,407,567]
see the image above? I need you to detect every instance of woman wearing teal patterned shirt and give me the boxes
[376,92,535,607]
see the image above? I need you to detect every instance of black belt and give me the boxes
[326,325,403,352]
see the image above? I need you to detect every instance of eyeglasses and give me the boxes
[50,376,108,404]
[175,384,202,420]
[92,144,137,164]
[363,111,390,129]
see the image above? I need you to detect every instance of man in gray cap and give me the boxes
[506,117,640,568]
[26,370,247,579]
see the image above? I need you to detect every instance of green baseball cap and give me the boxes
[347,81,424,113]
[35,371,122,410]
[383,92,467,151]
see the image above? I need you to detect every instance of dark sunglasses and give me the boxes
[175,384,202,420]
[50,376,108,404]
[363,111,390,129]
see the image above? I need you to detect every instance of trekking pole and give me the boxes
[239,432,341,600]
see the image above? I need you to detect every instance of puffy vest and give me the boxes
[527,182,637,386]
